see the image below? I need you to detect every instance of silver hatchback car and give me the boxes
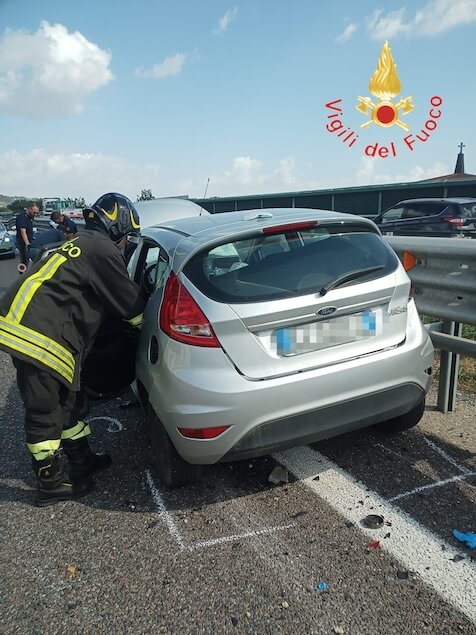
[84,207,434,487]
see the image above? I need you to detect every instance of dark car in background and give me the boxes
[374,198,476,235]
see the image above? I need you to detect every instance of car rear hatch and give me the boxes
[175,217,409,380]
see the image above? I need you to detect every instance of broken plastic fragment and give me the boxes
[361,514,384,529]
[268,466,289,485]
[67,566,77,575]
[316,582,328,592]
[452,530,476,548]
[367,540,380,549]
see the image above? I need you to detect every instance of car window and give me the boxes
[134,243,169,293]
[409,203,448,217]
[184,225,398,303]
[381,206,404,222]
[0,222,5,232]
[461,204,476,218]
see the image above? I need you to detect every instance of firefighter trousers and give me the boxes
[13,358,91,461]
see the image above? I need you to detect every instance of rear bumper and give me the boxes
[221,382,425,461]
[140,313,433,464]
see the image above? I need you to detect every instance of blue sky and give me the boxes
[0,0,475,203]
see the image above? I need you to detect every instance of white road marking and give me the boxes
[87,416,123,433]
[375,442,414,465]
[145,469,295,552]
[423,437,472,475]
[145,469,185,550]
[189,524,295,551]
[388,472,476,502]
[273,445,476,624]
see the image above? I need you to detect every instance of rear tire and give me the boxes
[374,398,425,434]
[147,405,203,488]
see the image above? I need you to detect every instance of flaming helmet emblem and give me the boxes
[356,41,414,130]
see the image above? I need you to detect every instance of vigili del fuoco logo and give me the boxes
[324,41,442,158]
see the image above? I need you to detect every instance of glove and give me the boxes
[452,529,476,548]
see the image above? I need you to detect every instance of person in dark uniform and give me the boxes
[50,211,78,236]
[15,202,39,270]
[0,193,145,507]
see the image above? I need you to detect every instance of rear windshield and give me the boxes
[183,225,399,303]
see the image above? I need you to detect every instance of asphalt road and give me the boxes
[0,255,475,635]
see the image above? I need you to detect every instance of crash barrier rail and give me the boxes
[384,235,476,413]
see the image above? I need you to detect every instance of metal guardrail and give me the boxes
[384,235,476,412]
[384,235,476,326]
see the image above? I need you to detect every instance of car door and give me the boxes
[81,238,169,402]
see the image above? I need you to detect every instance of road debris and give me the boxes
[452,530,476,548]
[268,466,289,484]
[67,566,77,576]
[316,582,328,592]
[333,627,345,634]
[396,571,409,580]
[281,601,289,609]
[361,514,384,529]
[367,540,380,549]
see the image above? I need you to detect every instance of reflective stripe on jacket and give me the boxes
[0,229,144,390]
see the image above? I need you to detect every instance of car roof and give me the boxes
[143,208,378,269]
[393,197,476,205]
[145,207,373,237]
[135,197,208,229]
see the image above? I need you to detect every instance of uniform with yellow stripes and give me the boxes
[0,228,145,461]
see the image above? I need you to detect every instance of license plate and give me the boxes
[274,309,382,356]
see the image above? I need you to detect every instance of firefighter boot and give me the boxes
[62,437,112,486]
[32,452,74,507]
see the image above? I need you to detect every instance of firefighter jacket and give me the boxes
[0,229,145,391]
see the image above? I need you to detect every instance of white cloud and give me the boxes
[365,0,476,39]
[190,155,318,197]
[0,149,162,203]
[353,156,449,184]
[214,7,239,35]
[0,148,452,204]
[135,53,187,79]
[0,21,113,118]
[335,22,358,43]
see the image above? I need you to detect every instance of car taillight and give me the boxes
[159,272,220,347]
[178,425,230,439]
[442,216,465,228]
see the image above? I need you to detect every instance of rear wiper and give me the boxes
[319,266,385,296]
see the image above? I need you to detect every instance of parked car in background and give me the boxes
[374,197,476,235]
[0,221,15,258]
[82,207,434,488]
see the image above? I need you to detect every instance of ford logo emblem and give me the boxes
[317,306,337,316]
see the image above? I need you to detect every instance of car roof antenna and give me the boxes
[201,177,210,215]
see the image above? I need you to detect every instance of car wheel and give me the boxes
[147,404,203,488]
[374,398,425,434]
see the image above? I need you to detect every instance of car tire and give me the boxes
[374,398,425,434]
[147,404,203,488]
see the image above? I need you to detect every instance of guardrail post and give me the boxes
[437,321,462,413]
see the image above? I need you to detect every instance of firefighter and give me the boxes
[0,193,145,507]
